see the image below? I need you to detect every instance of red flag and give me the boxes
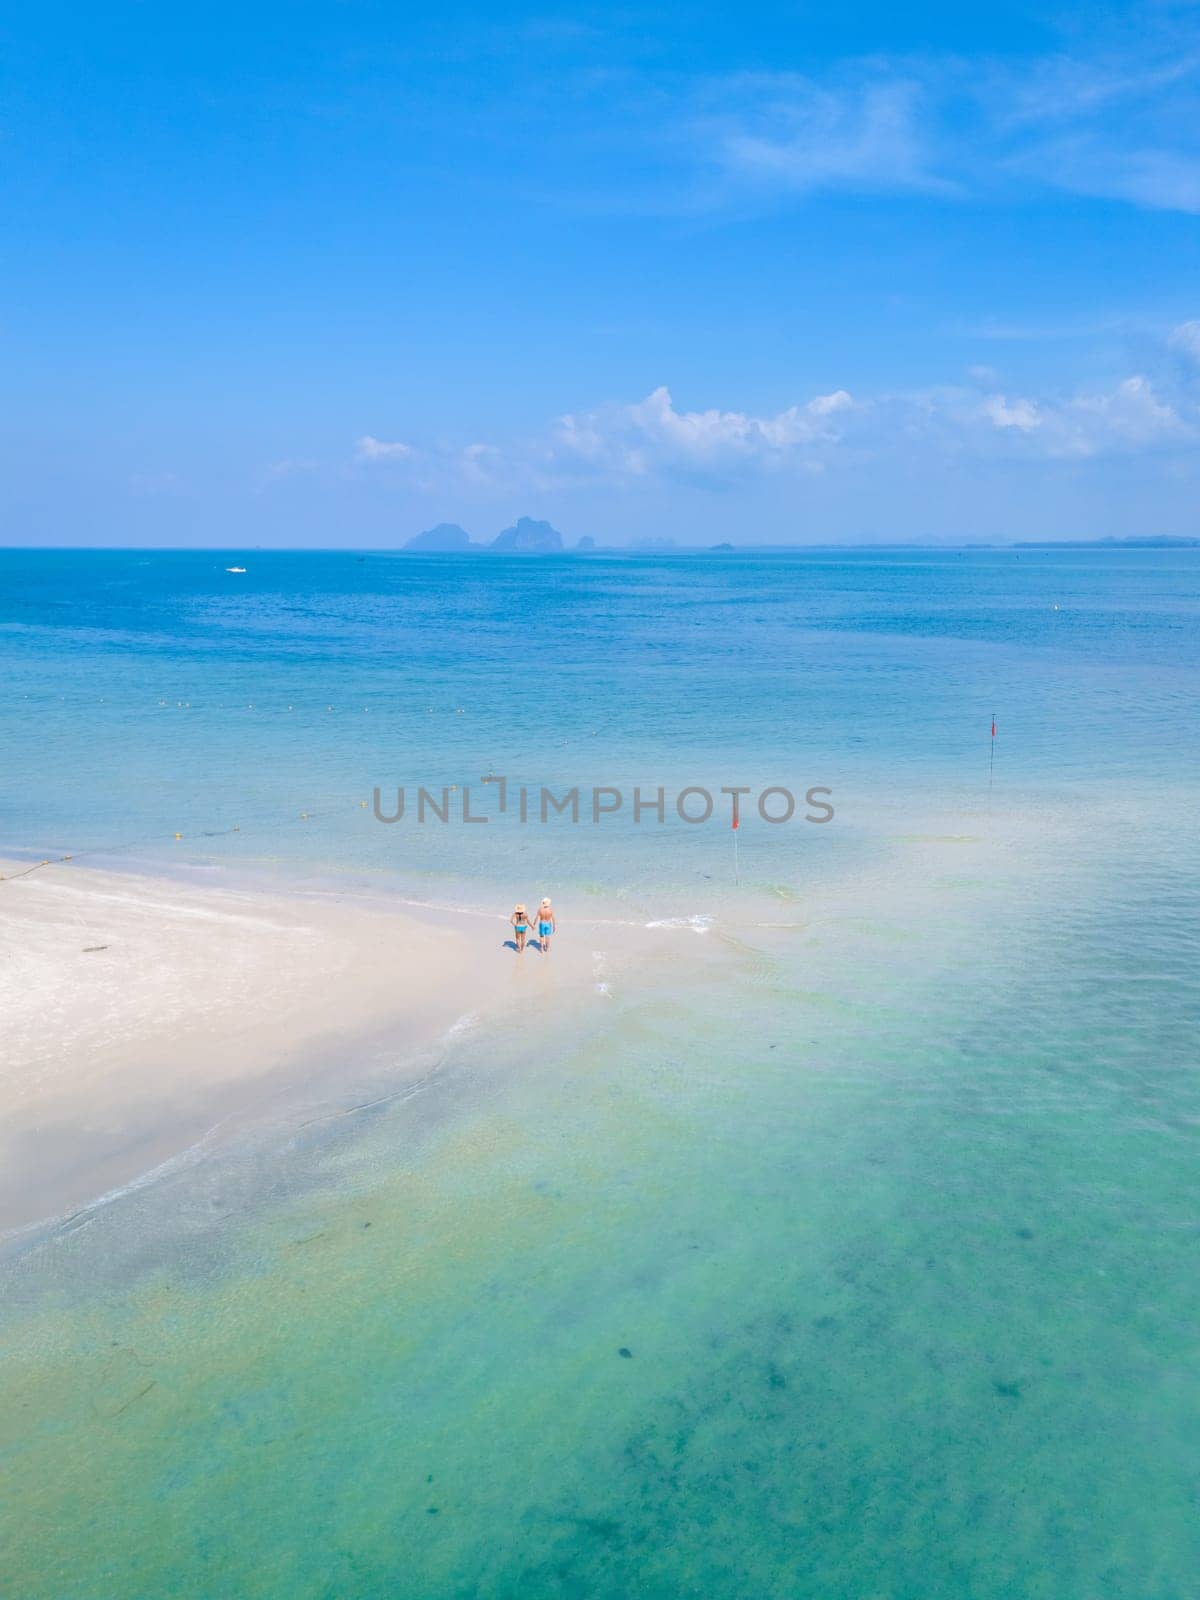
[991,718,996,737]
[731,815,739,830]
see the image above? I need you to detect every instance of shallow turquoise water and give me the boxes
[1,549,1198,1596]
[4,546,1197,897]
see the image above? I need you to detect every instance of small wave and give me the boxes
[644,913,714,933]
[443,1009,480,1041]
[2,1118,232,1253]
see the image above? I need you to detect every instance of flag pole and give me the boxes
[988,712,996,812]
[733,811,740,885]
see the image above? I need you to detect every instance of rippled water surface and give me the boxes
[2,549,1198,1597]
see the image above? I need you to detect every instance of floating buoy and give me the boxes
[174,832,182,840]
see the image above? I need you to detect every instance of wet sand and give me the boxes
[0,860,641,1238]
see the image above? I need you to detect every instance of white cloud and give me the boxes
[981,394,1040,432]
[970,375,1184,457]
[356,435,413,462]
[555,385,856,480]
[1169,320,1200,360]
[328,337,1196,503]
[808,390,854,417]
[550,370,1189,485]
[1055,375,1184,455]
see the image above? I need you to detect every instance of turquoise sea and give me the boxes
[2,547,1199,1597]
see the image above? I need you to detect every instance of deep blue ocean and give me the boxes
[2,547,1199,1598]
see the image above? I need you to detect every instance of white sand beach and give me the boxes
[0,860,662,1238]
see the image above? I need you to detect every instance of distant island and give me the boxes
[402,516,567,553]
[1012,536,1200,549]
[399,524,1200,555]
[402,522,477,552]
[490,517,563,553]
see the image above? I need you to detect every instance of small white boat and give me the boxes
[225,566,247,574]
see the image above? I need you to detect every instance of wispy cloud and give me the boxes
[699,72,953,200]
[356,434,413,461]
[1021,138,1200,213]
[673,28,1200,216]
[460,441,502,484]
[986,51,1200,131]
[1169,318,1200,359]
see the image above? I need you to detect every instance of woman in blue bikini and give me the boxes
[536,898,556,952]
[510,903,530,953]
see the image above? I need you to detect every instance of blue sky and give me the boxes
[5,0,1200,545]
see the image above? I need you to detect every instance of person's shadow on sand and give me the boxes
[502,939,546,952]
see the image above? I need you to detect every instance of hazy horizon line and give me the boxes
[5,537,1199,555]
